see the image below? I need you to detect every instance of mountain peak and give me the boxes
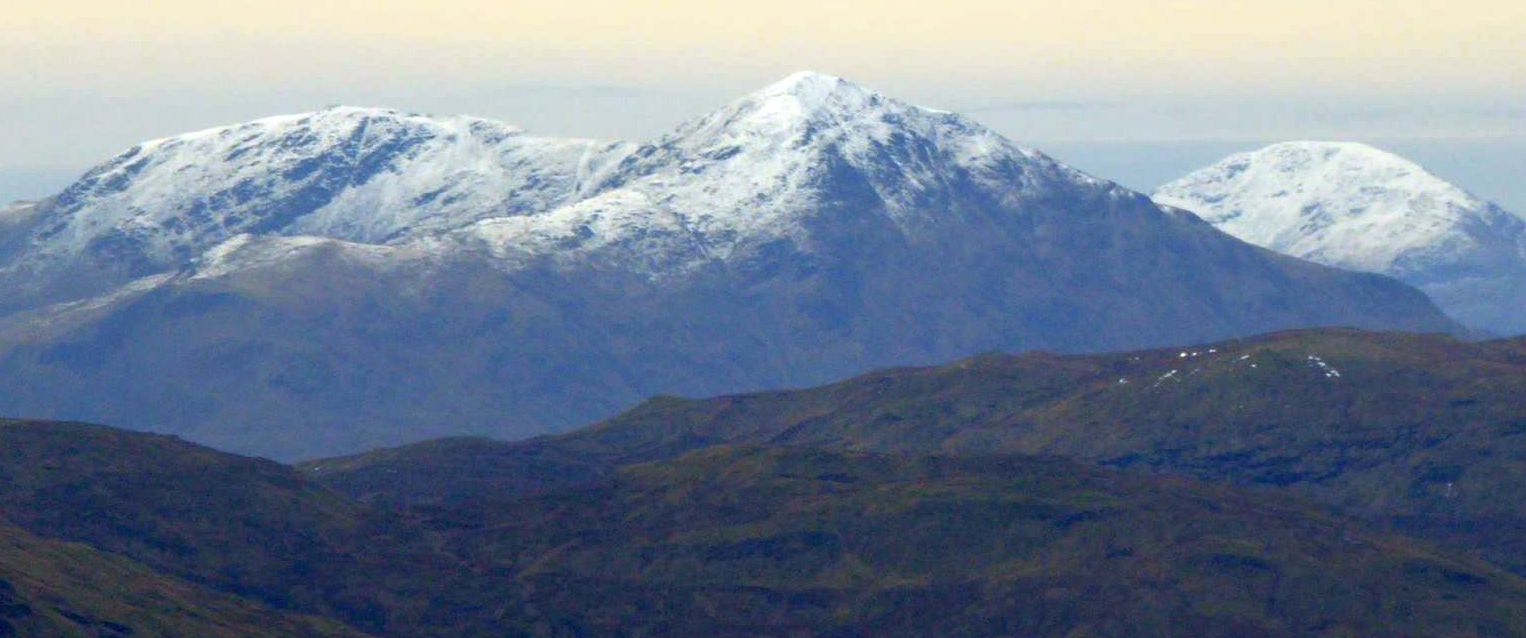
[570,70,1094,261]
[664,72,918,146]
[1262,140,1397,154]
[1156,141,1526,334]
[752,71,867,104]
[1154,141,1502,260]
[317,104,409,115]
[1233,141,1430,177]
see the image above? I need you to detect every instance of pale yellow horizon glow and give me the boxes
[5,0,1524,98]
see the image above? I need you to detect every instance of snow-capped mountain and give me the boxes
[0,74,1455,459]
[1155,142,1526,334]
[49,106,633,248]
[458,71,1121,273]
[0,107,632,311]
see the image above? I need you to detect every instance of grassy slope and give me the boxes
[0,521,368,637]
[0,419,489,637]
[11,412,1526,635]
[441,446,1526,637]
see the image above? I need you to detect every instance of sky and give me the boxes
[2,0,1523,207]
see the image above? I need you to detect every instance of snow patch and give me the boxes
[1306,354,1342,379]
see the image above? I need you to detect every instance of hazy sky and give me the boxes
[3,0,1523,205]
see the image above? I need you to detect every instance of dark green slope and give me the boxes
[0,521,369,637]
[13,416,1526,635]
[308,329,1526,573]
[440,446,1526,637]
[302,435,610,507]
[0,419,490,637]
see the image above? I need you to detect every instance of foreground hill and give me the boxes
[0,522,366,637]
[1156,142,1526,335]
[9,417,1526,635]
[0,419,481,636]
[310,329,1526,574]
[0,73,1452,459]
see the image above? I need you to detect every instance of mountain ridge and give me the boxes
[0,105,633,312]
[305,328,1526,575]
[0,74,1457,459]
